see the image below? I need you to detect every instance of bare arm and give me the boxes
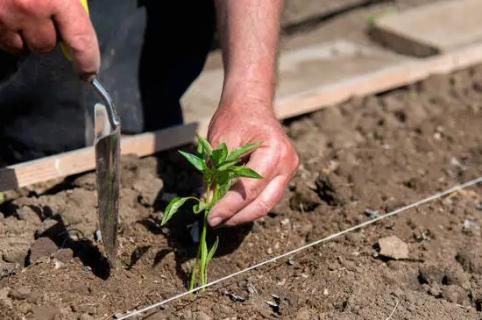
[208,0,299,227]
[215,0,281,108]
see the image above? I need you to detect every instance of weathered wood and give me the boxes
[2,42,482,192]
[371,0,482,57]
[0,123,200,191]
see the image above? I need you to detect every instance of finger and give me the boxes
[22,20,57,53]
[53,0,100,78]
[223,175,288,227]
[0,29,24,54]
[208,147,278,227]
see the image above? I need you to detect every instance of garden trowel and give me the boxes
[91,78,121,265]
[61,0,120,265]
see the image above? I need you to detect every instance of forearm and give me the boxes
[214,0,283,109]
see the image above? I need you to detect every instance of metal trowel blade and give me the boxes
[94,103,120,265]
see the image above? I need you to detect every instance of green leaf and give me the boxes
[193,200,206,214]
[211,143,228,165]
[179,150,206,171]
[206,236,219,264]
[226,142,261,162]
[161,196,196,225]
[197,136,212,157]
[231,166,263,179]
[217,159,238,171]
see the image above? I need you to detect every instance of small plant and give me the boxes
[161,137,262,289]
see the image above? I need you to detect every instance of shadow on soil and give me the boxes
[34,212,112,280]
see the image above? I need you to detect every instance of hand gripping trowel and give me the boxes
[61,0,120,266]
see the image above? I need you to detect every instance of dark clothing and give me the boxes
[0,0,215,162]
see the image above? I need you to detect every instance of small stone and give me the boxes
[61,207,83,225]
[16,206,41,223]
[441,285,466,304]
[289,181,321,211]
[377,235,409,260]
[31,305,60,320]
[428,283,441,297]
[194,311,212,320]
[456,246,482,274]
[54,248,74,263]
[28,237,58,265]
[462,219,480,235]
[8,286,31,300]
[17,302,32,314]
[295,307,312,320]
[0,287,12,307]
[0,261,17,278]
[2,240,30,265]
[54,259,64,269]
[134,177,164,207]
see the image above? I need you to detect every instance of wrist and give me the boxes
[220,74,275,112]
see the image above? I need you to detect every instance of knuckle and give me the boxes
[68,33,94,53]
[291,151,300,171]
[13,0,37,15]
[279,142,299,172]
[32,42,55,53]
[0,33,23,52]
[214,210,232,220]
[256,200,272,216]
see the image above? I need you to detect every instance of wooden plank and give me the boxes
[0,123,200,191]
[275,42,482,118]
[2,42,482,192]
[371,0,482,57]
[182,40,408,123]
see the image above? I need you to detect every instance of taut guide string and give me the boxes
[115,176,482,320]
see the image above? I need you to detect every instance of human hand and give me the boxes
[207,100,299,227]
[0,0,100,78]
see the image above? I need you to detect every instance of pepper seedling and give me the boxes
[161,137,262,289]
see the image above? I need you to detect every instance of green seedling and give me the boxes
[161,137,262,289]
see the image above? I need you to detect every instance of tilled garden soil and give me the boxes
[1,66,482,320]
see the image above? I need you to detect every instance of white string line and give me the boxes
[116,176,482,320]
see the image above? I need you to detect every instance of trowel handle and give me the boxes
[91,78,121,128]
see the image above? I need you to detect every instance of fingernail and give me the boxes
[209,217,223,227]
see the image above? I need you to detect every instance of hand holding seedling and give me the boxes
[210,0,298,227]
[207,104,299,228]
[161,137,263,288]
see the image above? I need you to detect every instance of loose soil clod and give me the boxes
[377,235,409,260]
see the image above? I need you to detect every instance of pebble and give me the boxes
[54,248,74,263]
[61,207,83,225]
[134,177,164,206]
[28,237,58,265]
[0,261,17,278]
[0,287,12,307]
[194,311,212,320]
[295,307,312,320]
[16,206,41,223]
[8,286,31,300]
[2,241,30,265]
[377,235,409,260]
[456,247,482,274]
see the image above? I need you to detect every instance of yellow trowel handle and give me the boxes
[60,0,90,61]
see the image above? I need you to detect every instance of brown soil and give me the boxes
[1,67,482,319]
